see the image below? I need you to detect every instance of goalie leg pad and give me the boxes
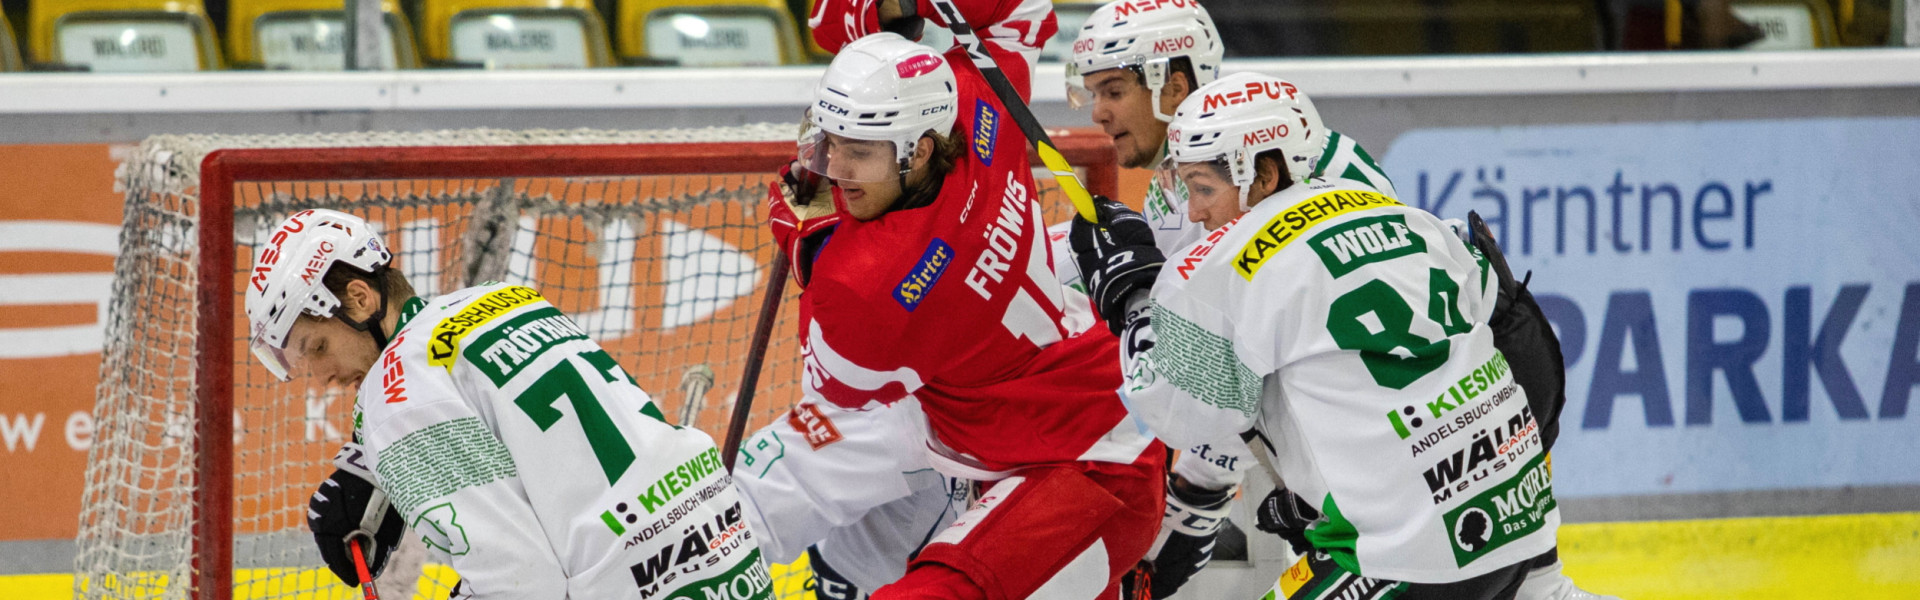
[880,466,1163,600]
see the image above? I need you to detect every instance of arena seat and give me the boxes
[1,12,24,70]
[1728,0,1840,48]
[419,0,615,68]
[27,0,223,71]
[226,0,420,69]
[618,0,804,66]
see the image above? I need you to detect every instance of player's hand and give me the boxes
[1069,196,1164,336]
[1141,475,1233,599]
[767,161,840,288]
[308,443,403,586]
[1254,487,1319,556]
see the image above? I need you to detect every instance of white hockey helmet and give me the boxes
[1066,0,1225,122]
[1162,72,1325,210]
[244,209,393,381]
[803,32,958,182]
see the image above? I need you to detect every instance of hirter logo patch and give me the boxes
[973,100,1000,166]
[894,238,954,311]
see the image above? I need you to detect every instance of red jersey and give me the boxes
[786,0,1156,478]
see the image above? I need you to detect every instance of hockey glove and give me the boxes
[1141,476,1234,599]
[878,0,925,41]
[1254,487,1320,556]
[308,442,404,586]
[1069,197,1165,336]
[767,161,839,288]
[1464,210,1567,450]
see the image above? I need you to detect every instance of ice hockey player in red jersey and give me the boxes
[763,1,1167,598]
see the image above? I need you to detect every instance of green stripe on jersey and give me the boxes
[1305,494,1364,577]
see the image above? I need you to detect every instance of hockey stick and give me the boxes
[926,0,1099,222]
[722,251,791,471]
[348,537,382,600]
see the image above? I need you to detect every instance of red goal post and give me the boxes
[80,126,1116,600]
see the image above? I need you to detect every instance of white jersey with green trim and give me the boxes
[1124,179,1558,583]
[1142,131,1406,492]
[355,282,770,600]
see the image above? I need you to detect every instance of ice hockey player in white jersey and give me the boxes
[1071,72,1571,599]
[243,209,771,600]
[732,396,966,600]
[1061,4,1411,597]
[1064,0,1395,258]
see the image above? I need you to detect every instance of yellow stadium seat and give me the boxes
[226,0,421,69]
[2,12,24,70]
[1729,0,1841,48]
[27,0,223,71]
[800,0,1097,62]
[618,0,804,65]
[419,0,615,68]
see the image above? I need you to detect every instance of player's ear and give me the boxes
[911,134,936,171]
[1160,71,1192,109]
[340,278,379,322]
[1252,153,1287,198]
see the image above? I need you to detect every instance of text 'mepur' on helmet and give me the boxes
[245,208,393,381]
[1162,72,1325,210]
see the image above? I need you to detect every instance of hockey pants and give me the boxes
[871,464,1163,600]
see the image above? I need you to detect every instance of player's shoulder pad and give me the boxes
[1162,179,1405,287]
[411,283,560,372]
[809,224,944,310]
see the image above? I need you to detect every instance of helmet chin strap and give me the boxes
[1141,60,1176,123]
[335,269,393,351]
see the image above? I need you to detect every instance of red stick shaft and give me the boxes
[349,538,382,600]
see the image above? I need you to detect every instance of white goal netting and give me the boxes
[77,124,1106,600]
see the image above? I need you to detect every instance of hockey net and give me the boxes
[77,125,1117,600]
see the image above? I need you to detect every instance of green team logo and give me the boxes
[414,503,471,556]
[1309,214,1426,279]
[735,429,786,478]
[1442,452,1555,567]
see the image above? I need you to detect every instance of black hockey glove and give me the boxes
[1254,487,1320,556]
[308,443,404,586]
[807,546,865,600]
[1140,476,1234,599]
[1465,210,1567,451]
[879,0,926,41]
[1069,197,1165,336]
